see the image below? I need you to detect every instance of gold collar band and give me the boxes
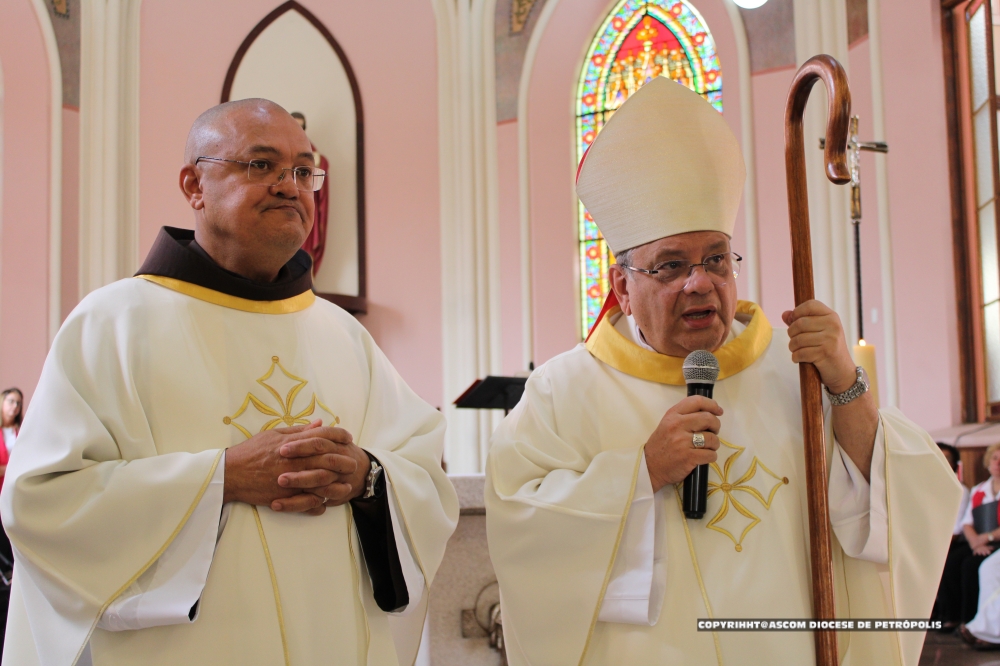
[135,275,315,314]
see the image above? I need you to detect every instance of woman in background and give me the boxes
[0,387,21,658]
[959,442,1000,647]
[0,388,23,463]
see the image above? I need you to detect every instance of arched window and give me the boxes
[575,0,723,337]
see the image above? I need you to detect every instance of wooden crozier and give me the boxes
[784,55,852,666]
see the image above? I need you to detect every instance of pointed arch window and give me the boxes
[575,0,723,337]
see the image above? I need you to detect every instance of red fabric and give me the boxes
[302,148,330,275]
[0,436,9,490]
[585,291,620,342]
[971,487,1000,523]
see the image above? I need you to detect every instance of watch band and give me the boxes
[824,366,869,406]
[362,458,384,500]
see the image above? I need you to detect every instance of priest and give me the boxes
[1,99,458,665]
[485,78,961,665]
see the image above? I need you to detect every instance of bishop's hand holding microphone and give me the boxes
[643,350,722,519]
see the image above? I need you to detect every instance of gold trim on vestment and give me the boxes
[675,488,724,665]
[135,275,315,314]
[706,439,789,552]
[72,450,224,666]
[223,356,340,438]
[584,300,773,385]
[882,414,904,664]
[577,446,645,666]
[252,506,291,666]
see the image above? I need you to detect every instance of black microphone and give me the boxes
[682,350,720,519]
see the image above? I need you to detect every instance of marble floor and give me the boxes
[921,631,1000,666]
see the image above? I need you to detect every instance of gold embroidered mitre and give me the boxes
[575,76,746,253]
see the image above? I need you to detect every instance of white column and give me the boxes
[516,0,563,369]
[433,0,503,473]
[79,0,141,298]
[723,0,761,305]
[793,0,855,338]
[866,0,899,408]
[29,0,62,341]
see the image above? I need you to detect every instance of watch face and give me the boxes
[857,367,870,390]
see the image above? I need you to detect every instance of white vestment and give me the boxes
[486,301,962,665]
[1,276,459,666]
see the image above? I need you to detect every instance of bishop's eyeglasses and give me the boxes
[195,156,327,192]
[624,252,742,291]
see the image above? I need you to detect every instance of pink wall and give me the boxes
[752,7,959,431]
[524,0,746,366]
[846,38,888,395]
[61,106,79,321]
[752,65,796,325]
[496,119,524,375]
[0,0,53,403]
[754,45,888,388]
[139,1,443,406]
[876,0,960,429]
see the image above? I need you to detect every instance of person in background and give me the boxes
[936,442,971,632]
[956,442,1000,641]
[0,388,23,463]
[0,388,21,658]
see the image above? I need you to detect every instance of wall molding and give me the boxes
[29,0,62,342]
[793,0,856,338]
[516,0,563,369]
[434,0,504,473]
[866,0,899,407]
[79,0,141,299]
[723,0,760,305]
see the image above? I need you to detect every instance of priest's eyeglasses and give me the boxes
[195,157,327,192]
[625,252,742,289]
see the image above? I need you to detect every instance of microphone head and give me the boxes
[683,350,720,385]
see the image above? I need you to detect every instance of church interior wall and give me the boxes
[60,105,79,322]
[876,0,960,429]
[845,35,889,404]
[137,0,444,408]
[496,119,524,376]
[751,64,797,327]
[0,0,54,403]
[0,0,979,440]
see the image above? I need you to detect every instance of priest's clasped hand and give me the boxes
[644,395,723,493]
[223,419,371,516]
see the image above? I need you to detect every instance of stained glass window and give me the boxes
[575,0,723,337]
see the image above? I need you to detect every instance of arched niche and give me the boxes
[222,1,366,314]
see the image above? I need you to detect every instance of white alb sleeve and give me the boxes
[385,478,426,615]
[598,454,666,625]
[97,454,226,631]
[828,419,888,563]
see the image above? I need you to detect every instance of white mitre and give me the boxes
[576,77,746,254]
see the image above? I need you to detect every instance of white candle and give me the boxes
[852,340,880,408]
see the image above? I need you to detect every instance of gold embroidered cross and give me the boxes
[705,440,788,552]
[223,356,338,440]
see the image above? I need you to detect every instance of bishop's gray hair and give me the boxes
[615,248,634,275]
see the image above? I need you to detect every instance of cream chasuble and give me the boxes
[486,301,962,666]
[1,275,458,666]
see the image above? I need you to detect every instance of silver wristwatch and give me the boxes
[824,366,869,406]
[362,458,384,500]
